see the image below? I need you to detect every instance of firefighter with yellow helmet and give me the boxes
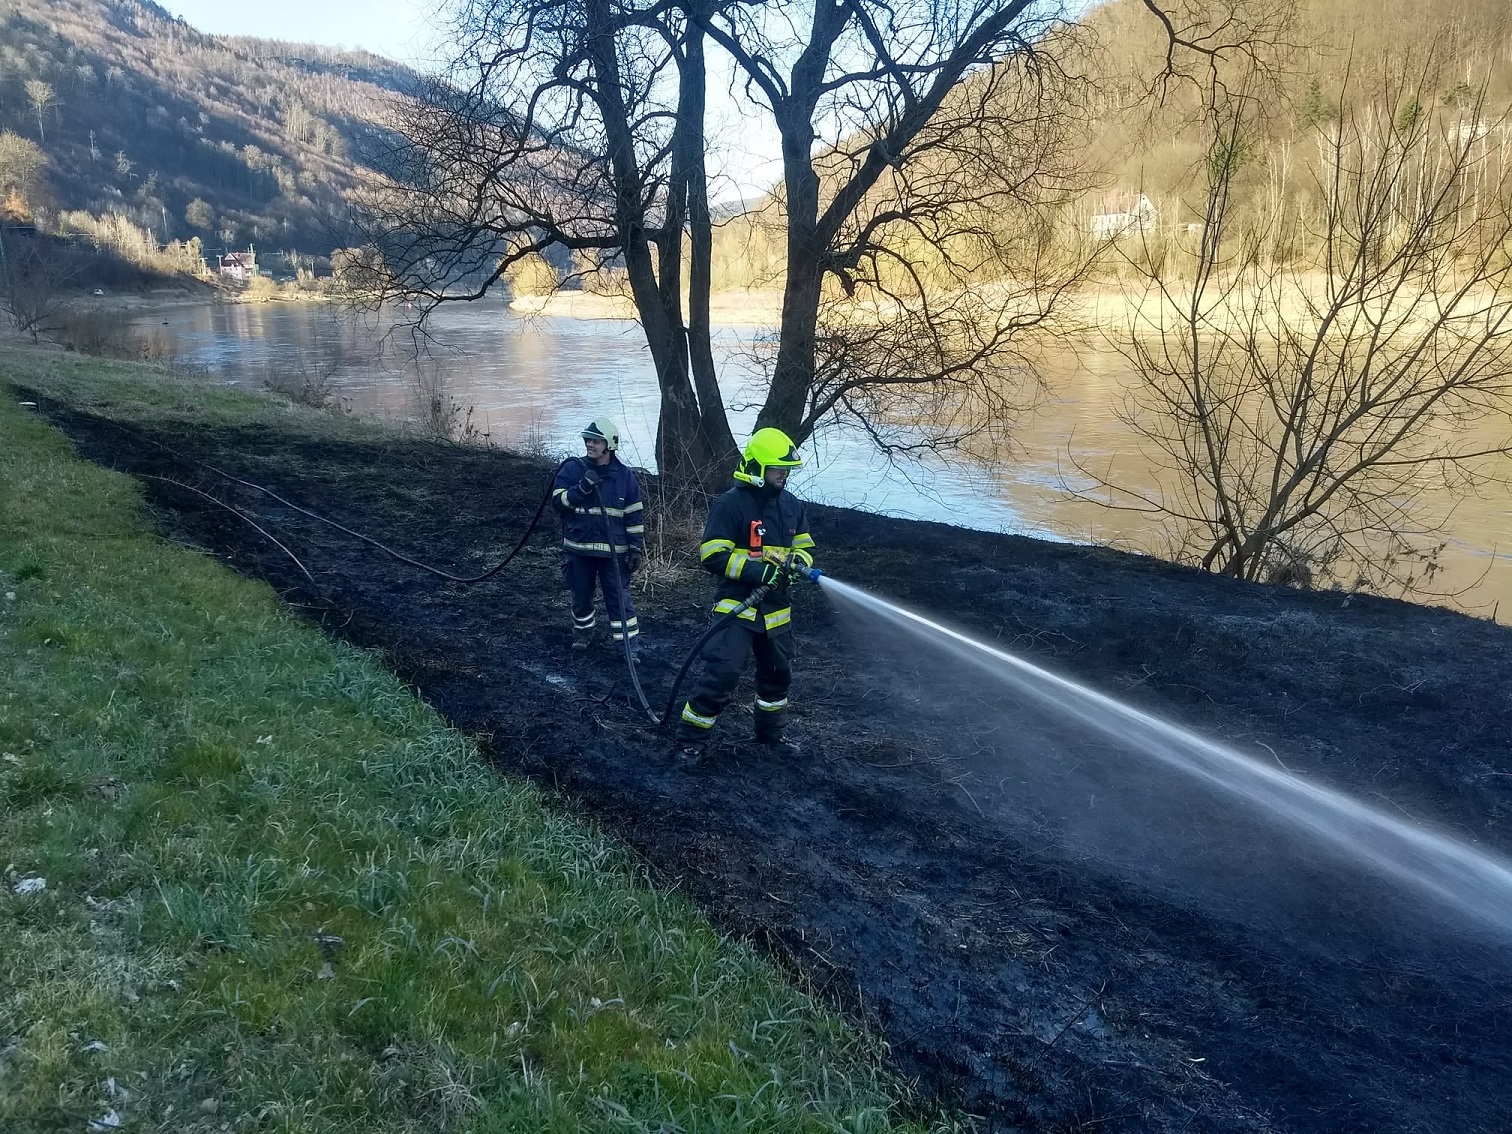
[675,427,816,760]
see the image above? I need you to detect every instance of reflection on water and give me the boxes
[124,300,1512,622]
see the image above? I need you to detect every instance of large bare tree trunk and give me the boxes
[760,242,823,440]
[582,0,723,484]
[745,2,842,442]
[759,125,824,439]
[681,21,738,473]
[358,0,738,486]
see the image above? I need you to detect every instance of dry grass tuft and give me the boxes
[633,475,711,596]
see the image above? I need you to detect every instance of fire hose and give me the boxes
[67,409,825,729]
[190,457,570,585]
[87,411,568,585]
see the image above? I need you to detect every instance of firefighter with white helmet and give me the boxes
[674,427,816,760]
[550,417,646,653]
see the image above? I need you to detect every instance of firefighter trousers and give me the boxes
[561,552,638,640]
[678,618,793,742]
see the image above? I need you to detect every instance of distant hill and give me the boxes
[705,0,1512,291]
[19,0,1495,288]
[0,0,416,266]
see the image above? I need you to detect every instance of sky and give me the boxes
[165,0,783,201]
[166,0,438,65]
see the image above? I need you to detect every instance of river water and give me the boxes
[122,299,1512,621]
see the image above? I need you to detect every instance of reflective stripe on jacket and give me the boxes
[697,480,815,633]
[551,456,645,556]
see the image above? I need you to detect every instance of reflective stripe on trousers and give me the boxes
[561,553,638,639]
[712,596,792,632]
[676,618,793,741]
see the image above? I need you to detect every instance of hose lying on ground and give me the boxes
[83,408,565,584]
[141,474,319,589]
[62,406,812,729]
[202,458,567,585]
[589,487,660,724]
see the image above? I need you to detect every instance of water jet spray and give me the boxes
[821,577,1512,940]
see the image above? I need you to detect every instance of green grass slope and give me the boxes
[0,350,953,1133]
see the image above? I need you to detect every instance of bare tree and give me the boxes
[1086,66,1512,591]
[0,131,48,208]
[354,0,738,482]
[185,197,213,231]
[702,0,1093,449]
[0,232,75,343]
[24,81,54,143]
[360,0,1103,480]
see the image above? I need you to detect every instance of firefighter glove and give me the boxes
[759,560,795,587]
[577,464,602,495]
[626,548,643,573]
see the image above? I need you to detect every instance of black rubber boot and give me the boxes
[571,626,593,651]
[755,733,801,757]
[672,740,707,766]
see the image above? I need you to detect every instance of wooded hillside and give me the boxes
[1085,0,1512,225]
[0,0,414,264]
[681,0,1512,298]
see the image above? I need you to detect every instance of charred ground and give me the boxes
[32,397,1512,1133]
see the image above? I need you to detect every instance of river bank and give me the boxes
[508,271,1510,335]
[509,286,786,324]
[14,347,1512,1132]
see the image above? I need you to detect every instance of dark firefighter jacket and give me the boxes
[551,455,646,557]
[697,480,816,634]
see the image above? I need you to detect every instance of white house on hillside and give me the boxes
[218,247,257,281]
[1090,193,1158,239]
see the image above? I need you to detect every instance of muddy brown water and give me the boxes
[35,398,1512,1133]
